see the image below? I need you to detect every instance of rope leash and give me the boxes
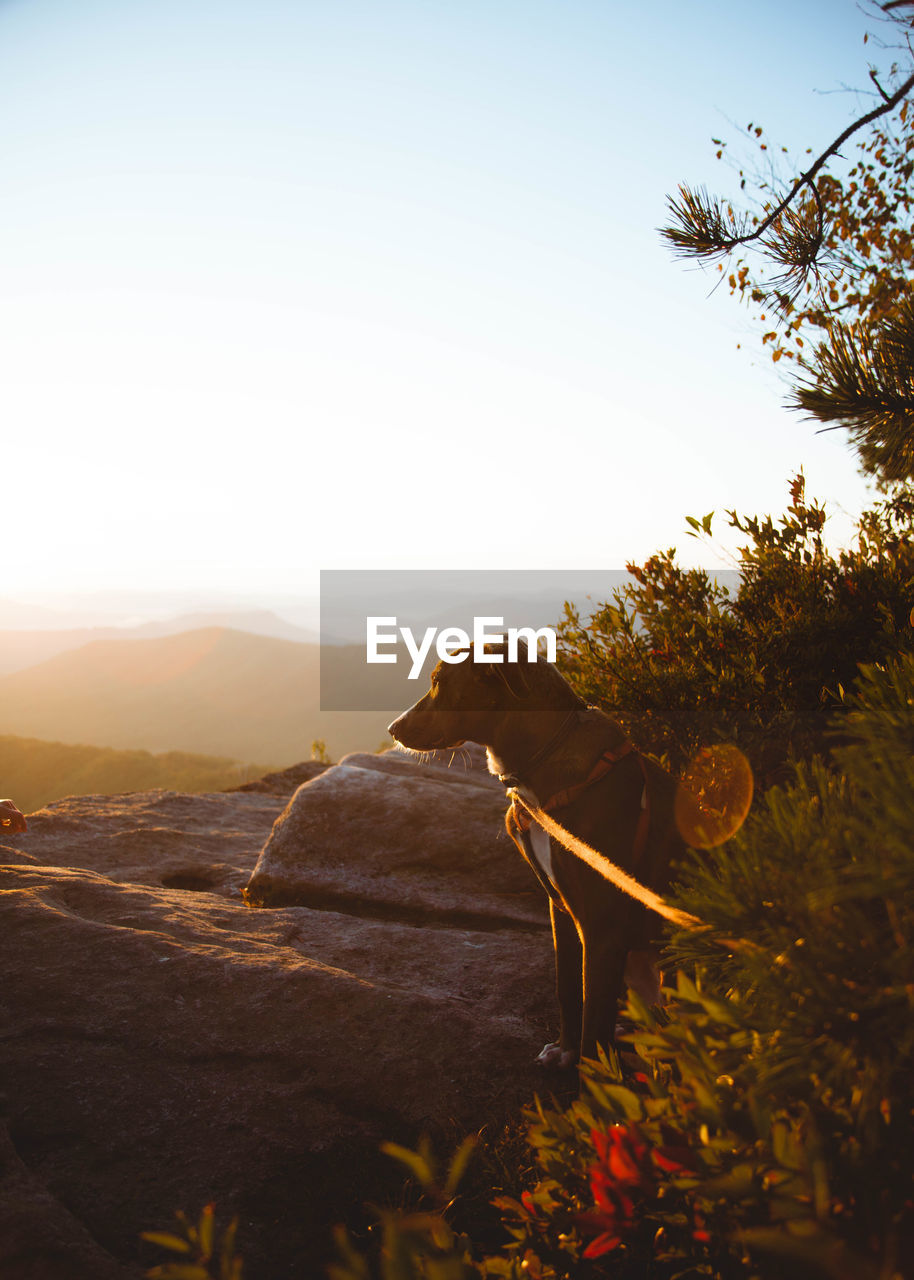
[510,792,760,957]
[511,792,702,928]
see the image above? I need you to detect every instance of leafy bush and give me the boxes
[557,479,914,783]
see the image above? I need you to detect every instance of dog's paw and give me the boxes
[535,1041,577,1070]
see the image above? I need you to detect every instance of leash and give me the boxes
[497,710,761,953]
[511,791,763,958]
[511,790,702,929]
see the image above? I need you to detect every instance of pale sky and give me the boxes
[0,0,885,601]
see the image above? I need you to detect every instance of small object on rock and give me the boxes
[0,800,26,833]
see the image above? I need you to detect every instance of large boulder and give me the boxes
[228,759,332,795]
[244,748,546,928]
[0,759,554,1280]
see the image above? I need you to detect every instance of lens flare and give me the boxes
[675,744,753,848]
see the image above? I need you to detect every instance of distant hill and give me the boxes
[0,598,71,629]
[0,609,319,676]
[0,734,272,814]
[0,627,397,763]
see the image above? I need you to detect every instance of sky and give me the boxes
[0,0,890,605]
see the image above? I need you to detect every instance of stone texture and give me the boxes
[9,787,288,899]
[0,750,553,1279]
[244,748,545,929]
[229,760,332,796]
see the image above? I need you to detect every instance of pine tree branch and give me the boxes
[662,67,914,264]
[791,299,914,481]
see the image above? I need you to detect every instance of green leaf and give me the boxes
[219,1217,240,1280]
[675,971,700,1002]
[698,1162,757,1197]
[141,1232,193,1255]
[623,986,654,1026]
[444,1135,477,1197]
[197,1205,215,1262]
[381,1140,435,1189]
[601,1084,644,1121]
[771,1120,804,1172]
[329,1225,370,1280]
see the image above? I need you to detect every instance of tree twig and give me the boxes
[703,67,914,254]
[870,68,892,101]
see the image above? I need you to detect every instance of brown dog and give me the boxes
[388,643,684,1067]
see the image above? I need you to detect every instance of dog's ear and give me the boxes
[464,640,532,699]
[476,639,535,699]
[492,660,532,699]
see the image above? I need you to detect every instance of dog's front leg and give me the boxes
[536,900,582,1069]
[580,934,628,1062]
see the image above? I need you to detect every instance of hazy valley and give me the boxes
[0,609,419,808]
[0,735,272,813]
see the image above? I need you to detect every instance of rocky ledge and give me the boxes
[0,748,553,1279]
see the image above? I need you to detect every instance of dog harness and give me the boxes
[506,738,652,870]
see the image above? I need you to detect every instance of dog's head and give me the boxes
[387,640,575,752]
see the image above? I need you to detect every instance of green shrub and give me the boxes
[557,479,914,783]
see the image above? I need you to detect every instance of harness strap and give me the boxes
[511,742,651,868]
[526,740,633,820]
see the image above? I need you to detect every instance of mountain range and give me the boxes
[0,608,319,676]
[0,626,398,766]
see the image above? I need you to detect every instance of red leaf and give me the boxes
[583,1231,623,1258]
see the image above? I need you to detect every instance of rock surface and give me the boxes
[244,747,545,930]
[229,759,332,796]
[0,750,554,1279]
